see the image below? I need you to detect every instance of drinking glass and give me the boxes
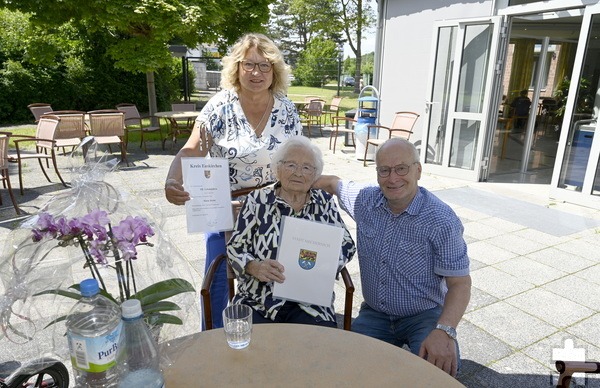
[222,304,252,349]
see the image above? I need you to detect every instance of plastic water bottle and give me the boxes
[66,278,123,387]
[118,299,164,388]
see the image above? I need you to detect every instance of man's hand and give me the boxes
[418,329,458,377]
[164,178,190,205]
[246,260,285,283]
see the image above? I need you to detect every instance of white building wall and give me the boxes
[377,0,495,141]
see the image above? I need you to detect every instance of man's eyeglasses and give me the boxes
[240,60,272,73]
[376,162,419,178]
[279,161,316,176]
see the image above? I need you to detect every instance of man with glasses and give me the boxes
[314,138,471,378]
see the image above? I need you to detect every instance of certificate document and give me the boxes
[273,216,344,307]
[181,157,232,234]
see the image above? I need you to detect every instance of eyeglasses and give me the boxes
[279,161,316,176]
[376,162,419,178]
[240,60,272,73]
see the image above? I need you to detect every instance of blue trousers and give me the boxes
[352,303,461,369]
[201,232,229,329]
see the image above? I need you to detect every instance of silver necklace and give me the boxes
[242,94,272,130]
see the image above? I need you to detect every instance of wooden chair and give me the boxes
[116,103,163,152]
[0,134,20,214]
[300,99,325,137]
[46,110,87,154]
[170,103,196,136]
[329,114,357,154]
[555,360,600,387]
[200,186,355,331]
[5,115,67,195]
[323,96,344,125]
[87,110,128,165]
[363,111,420,166]
[27,103,53,123]
[201,255,355,331]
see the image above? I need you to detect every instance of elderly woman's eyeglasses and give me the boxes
[376,162,419,178]
[279,161,316,176]
[240,60,272,73]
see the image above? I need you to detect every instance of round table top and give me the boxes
[154,111,199,118]
[162,323,464,387]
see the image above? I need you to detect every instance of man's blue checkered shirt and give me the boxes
[338,181,470,317]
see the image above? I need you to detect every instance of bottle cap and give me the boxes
[80,278,99,297]
[121,299,143,319]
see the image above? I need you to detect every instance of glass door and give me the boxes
[422,17,503,181]
[551,3,600,207]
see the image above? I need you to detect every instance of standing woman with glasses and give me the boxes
[164,33,303,329]
[227,136,356,327]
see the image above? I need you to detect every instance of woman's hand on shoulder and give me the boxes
[164,178,190,205]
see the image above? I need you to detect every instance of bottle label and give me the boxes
[68,321,123,373]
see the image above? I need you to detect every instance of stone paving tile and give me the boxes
[527,246,596,274]
[486,232,547,256]
[522,333,600,370]
[506,288,594,328]
[554,238,600,260]
[467,240,518,265]
[463,352,555,388]
[494,256,567,286]
[476,216,524,234]
[458,320,512,367]
[466,286,499,313]
[572,263,600,285]
[565,313,600,349]
[470,266,535,299]
[465,302,557,349]
[463,220,505,240]
[543,276,600,310]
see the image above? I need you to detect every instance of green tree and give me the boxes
[294,37,338,87]
[269,0,344,66]
[1,0,270,116]
[338,0,376,93]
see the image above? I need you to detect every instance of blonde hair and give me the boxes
[220,33,290,96]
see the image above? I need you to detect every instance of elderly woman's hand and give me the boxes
[165,178,190,206]
[246,260,285,283]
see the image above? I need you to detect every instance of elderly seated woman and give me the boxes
[227,136,356,327]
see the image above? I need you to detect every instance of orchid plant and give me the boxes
[32,210,194,328]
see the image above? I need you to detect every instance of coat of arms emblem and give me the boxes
[298,249,317,270]
[204,170,211,179]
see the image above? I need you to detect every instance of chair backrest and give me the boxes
[28,103,53,122]
[48,111,86,140]
[88,110,125,137]
[171,103,196,112]
[388,111,419,139]
[35,115,61,149]
[329,96,343,111]
[115,104,142,124]
[0,134,8,170]
[307,99,325,116]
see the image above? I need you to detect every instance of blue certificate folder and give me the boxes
[273,216,344,306]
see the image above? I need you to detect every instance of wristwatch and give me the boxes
[435,324,457,340]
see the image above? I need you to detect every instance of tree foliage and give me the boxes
[1,0,270,73]
[269,0,343,66]
[294,37,339,87]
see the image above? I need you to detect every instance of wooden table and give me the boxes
[162,323,464,387]
[155,111,199,149]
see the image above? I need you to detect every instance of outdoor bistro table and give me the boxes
[162,323,465,387]
[155,110,199,149]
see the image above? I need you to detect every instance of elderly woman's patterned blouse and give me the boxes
[227,184,356,323]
